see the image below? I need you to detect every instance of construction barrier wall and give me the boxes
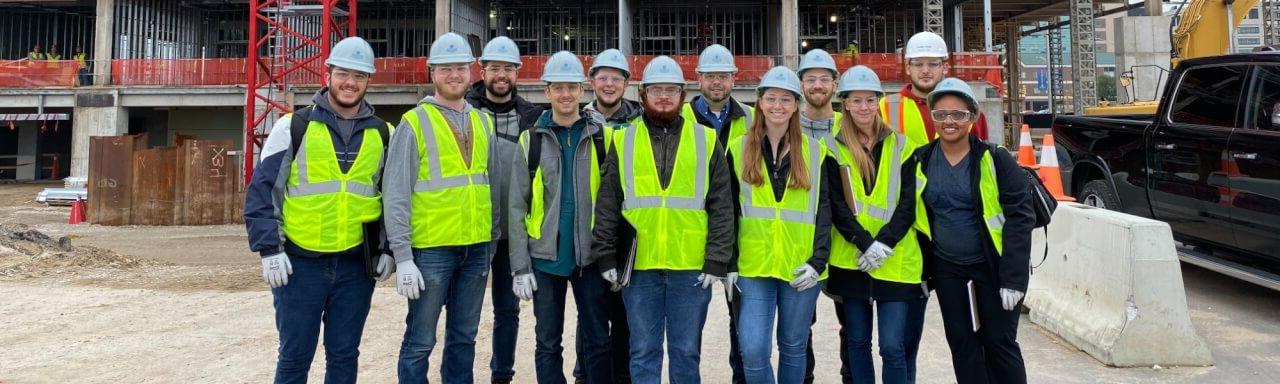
[88,134,244,226]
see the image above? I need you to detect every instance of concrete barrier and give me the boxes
[1025,203,1214,367]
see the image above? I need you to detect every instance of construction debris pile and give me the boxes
[0,223,143,278]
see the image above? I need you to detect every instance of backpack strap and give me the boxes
[592,127,606,167]
[289,106,314,157]
[527,130,543,181]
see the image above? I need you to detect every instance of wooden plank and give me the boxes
[87,134,144,226]
[180,139,236,225]
[129,147,177,226]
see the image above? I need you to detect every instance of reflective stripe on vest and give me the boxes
[732,134,827,281]
[827,132,924,284]
[405,104,495,248]
[881,94,932,147]
[617,118,716,271]
[282,118,385,253]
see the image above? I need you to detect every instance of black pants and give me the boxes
[933,259,1027,384]
[573,283,632,383]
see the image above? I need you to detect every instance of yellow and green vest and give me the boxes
[521,125,615,239]
[730,135,828,281]
[402,103,496,248]
[282,117,389,253]
[914,147,1007,256]
[828,131,924,284]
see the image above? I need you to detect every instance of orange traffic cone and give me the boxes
[1037,133,1072,201]
[1017,124,1036,166]
[69,197,86,224]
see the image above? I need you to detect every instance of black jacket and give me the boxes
[688,95,751,148]
[464,81,542,141]
[590,115,736,277]
[909,135,1034,292]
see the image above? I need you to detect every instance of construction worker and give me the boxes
[509,50,616,384]
[74,45,90,86]
[591,55,735,384]
[585,48,643,128]
[243,36,394,384]
[910,78,1032,384]
[726,66,832,384]
[45,43,61,61]
[578,47,638,384]
[386,32,498,384]
[885,31,988,147]
[684,44,755,146]
[28,44,43,62]
[464,35,542,384]
[827,65,927,384]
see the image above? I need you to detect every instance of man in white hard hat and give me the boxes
[244,36,395,383]
[585,48,644,129]
[885,31,988,148]
[591,55,736,384]
[683,44,755,146]
[386,32,500,383]
[509,50,619,384]
[464,35,543,384]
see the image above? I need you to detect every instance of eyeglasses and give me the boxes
[843,97,879,108]
[931,109,973,122]
[483,65,517,74]
[547,83,582,94]
[701,73,733,82]
[761,95,797,105]
[646,86,682,97]
[908,60,945,71]
[802,76,834,85]
[592,74,626,84]
[432,64,470,75]
[331,70,370,83]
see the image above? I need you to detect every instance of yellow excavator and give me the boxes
[1083,0,1260,116]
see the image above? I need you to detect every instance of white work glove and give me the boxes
[789,264,820,292]
[396,260,426,300]
[601,268,621,292]
[512,273,537,301]
[261,252,293,288]
[1000,288,1025,311]
[375,254,396,282]
[724,272,740,302]
[697,273,720,290]
[858,241,894,272]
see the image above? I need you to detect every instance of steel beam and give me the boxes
[1071,0,1097,112]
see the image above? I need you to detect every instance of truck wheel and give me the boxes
[1079,180,1121,210]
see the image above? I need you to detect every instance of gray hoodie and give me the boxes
[383,95,501,263]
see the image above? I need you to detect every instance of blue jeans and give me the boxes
[841,296,926,384]
[490,240,519,381]
[621,270,711,384]
[533,264,613,384]
[735,277,822,384]
[272,253,375,384]
[905,295,927,383]
[397,243,492,384]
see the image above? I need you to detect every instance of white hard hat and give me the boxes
[927,78,979,113]
[325,37,376,74]
[479,36,521,66]
[541,51,585,83]
[428,32,474,65]
[757,66,802,98]
[641,56,685,86]
[696,44,737,73]
[904,31,949,59]
[590,48,630,79]
[798,49,837,77]
[837,65,883,98]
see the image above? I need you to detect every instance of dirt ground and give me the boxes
[1,183,1277,383]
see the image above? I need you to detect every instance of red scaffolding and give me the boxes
[244,0,357,184]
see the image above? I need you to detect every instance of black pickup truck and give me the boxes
[1052,54,1280,288]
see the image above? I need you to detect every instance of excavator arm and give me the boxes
[1171,0,1261,67]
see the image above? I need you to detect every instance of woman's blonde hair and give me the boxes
[837,95,892,189]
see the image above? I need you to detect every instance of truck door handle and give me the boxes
[1154,143,1176,150]
[1233,152,1258,160]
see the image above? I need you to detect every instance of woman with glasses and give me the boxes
[911,77,1033,384]
[824,65,927,384]
[725,66,834,384]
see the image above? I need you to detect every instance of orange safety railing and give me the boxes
[0,59,78,87]
[112,58,248,86]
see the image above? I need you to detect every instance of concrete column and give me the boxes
[780,0,799,68]
[70,91,129,180]
[92,0,115,86]
[1145,0,1163,17]
[618,0,633,55]
[436,0,452,35]
[1115,16,1172,104]
[16,124,39,181]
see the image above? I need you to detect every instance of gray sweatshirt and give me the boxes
[383,95,500,263]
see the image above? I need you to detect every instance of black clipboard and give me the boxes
[362,221,382,279]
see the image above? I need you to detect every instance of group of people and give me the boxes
[26,43,91,85]
[245,30,1034,384]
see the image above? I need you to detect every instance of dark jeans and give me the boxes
[77,68,91,86]
[621,270,711,384]
[841,297,924,384]
[397,243,492,384]
[490,240,520,380]
[271,253,375,384]
[934,259,1026,384]
[575,287,631,383]
[533,264,614,384]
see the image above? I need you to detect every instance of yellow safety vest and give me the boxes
[281,118,387,253]
[828,132,924,283]
[681,100,754,143]
[74,53,86,67]
[914,147,1006,256]
[29,52,43,61]
[730,135,828,281]
[880,94,933,148]
[521,124,615,240]
[616,118,717,271]
[403,103,495,248]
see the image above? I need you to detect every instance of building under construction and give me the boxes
[0,0,1152,186]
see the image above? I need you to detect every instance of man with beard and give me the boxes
[883,31,988,148]
[585,49,644,129]
[592,56,735,384]
[464,35,543,384]
[386,32,499,384]
[244,36,395,383]
[682,44,755,146]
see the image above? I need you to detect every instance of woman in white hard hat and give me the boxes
[911,77,1033,384]
[725,66,834,384]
